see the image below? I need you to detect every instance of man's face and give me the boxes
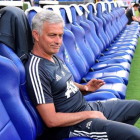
[134,6,138,11]
[36,22,64,56]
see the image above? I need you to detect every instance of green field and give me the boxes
[126,37,140,129]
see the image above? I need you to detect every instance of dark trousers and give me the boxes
[39,99,140,140]
[68,99,140,140]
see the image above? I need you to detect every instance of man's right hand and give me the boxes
[88,111,107,120]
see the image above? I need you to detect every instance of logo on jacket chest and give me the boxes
[65,81,78,98]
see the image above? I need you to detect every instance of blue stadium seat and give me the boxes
[0,55,38,140]
[0,43,44,137]
[25,7,43,27]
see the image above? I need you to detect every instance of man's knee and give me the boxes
[132,100,140,112]
[133,100,140,106]
[114,125,140,140]
[130,126,140,140]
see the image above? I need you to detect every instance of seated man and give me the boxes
[126,3,140,24]
[25,10,140,140]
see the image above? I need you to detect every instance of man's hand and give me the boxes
[84,79,105,92]
[89,111,107,120]
[138,17,140,22]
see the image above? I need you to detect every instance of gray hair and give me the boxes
[32,10,65,35]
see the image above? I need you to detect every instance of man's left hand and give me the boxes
[84,79,105,92]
